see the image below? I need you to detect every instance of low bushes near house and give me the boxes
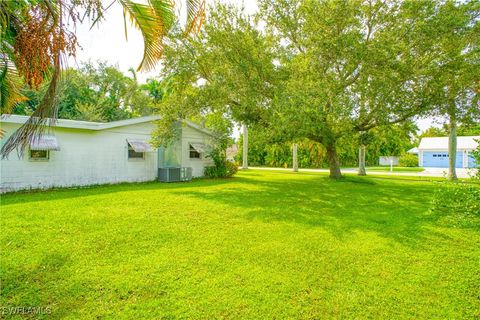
[430,181,480,227]
[204,147,238,178]
[398,153,418,167]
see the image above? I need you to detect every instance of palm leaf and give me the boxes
[0,57,27,114]
[185,0,206,34]
[1,56,61,158]
[119,0,174,72]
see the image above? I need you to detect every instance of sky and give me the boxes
[69,0,438,133]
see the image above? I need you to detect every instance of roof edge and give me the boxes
[0,114,215,137]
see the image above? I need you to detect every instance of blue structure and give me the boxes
[421,151,464,168]
[418,136,479,168]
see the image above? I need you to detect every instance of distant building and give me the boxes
[407,147,418,154]
[417,136,478,168]
[226,144,238,161]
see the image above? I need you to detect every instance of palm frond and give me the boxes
[1,56,61,158]
[119,0,174,72]
[185,0,206,34]
[0,57,27,114]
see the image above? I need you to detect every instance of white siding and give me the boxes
[180,124,214,177]
[0,122,157,192]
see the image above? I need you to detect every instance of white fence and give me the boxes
[379,156,399,166]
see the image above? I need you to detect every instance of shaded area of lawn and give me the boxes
[1,170,479,319]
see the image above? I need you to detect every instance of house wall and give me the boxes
[180,124,214,177]
[0,120,215,192]
[0,122,158,192]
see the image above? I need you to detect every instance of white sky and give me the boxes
[69,0,436,132]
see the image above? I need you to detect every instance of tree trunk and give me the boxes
[326,142,342,179]
[242,124,248,169]
[292,143,298,172]
[358,145,366,176]
[448,114,457,180]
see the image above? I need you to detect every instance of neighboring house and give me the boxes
[0,115,214,192]
[407,147,418,155]
[226,144,238,161]
[418,136,479,168]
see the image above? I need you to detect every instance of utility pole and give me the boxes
[242,124,248,169]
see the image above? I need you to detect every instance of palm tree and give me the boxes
[0,0,205,157]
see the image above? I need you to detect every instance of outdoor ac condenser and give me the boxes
[158,167,193,182]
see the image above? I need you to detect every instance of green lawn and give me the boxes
[1,170,479,319]
[366,166,425,172]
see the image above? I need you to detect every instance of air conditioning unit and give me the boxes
[158,167,192,182]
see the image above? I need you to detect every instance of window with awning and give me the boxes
[127,139,153,160]
[126,139,153,152]
[189,143,207,159]
[29,135,60,151]
[190,143,206,153]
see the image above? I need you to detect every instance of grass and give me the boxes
[366,166,425,172]
[1,170,479,319]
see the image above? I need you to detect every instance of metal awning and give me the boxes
[190,143,207,153]
[30,135,60,151]
[127,139,153,152]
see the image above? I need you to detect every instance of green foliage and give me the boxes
[152,4,277,146]
[13,61,160,122]
[471,139,480,179]
[399,154,419,167]
[431,181,480,227]
[204,146,238,178]
[238,123,416,168]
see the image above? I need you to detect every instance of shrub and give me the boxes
[204,146,238,178]
[431,181,480,227]
[398,154,418,167]
[470,139,480,180]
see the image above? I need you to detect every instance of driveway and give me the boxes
[248,166,477,179]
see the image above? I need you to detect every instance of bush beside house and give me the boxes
[399,154,418,167]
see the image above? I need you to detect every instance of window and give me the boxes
[433,154,437,157]
[30,150,49,161]
[128,146,144,159]
[189,144,201,159]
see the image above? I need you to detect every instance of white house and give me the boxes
[0,115,215,192]
[418,136,479,168]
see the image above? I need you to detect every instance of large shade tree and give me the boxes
[420,1,480,180]
[0,0,205,156]
[152,4,279,147]
[154,0,478,179]
[259,0,452,178]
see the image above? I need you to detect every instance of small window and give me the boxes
[189,144,201,159]
[128,146,144,159]
[30,150,49,161]
[433,154,437,157]
[443,154,448,157]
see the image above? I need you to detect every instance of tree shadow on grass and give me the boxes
[0,177,250,206]
[1,170,450,247]
[176,173,444,248]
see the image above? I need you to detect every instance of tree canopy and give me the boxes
[155,0,480,178]
[11,61,160,122]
